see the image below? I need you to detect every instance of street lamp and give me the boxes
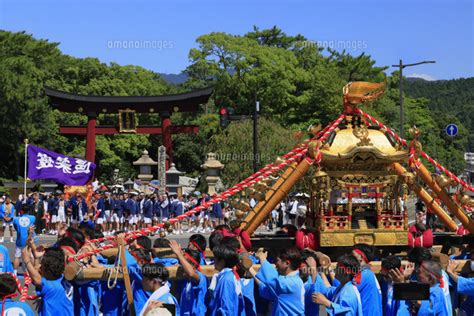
[392,60,436,139]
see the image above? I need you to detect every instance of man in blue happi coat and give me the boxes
[397,260,449,315]
[248,247,305,315]
[447,259,474,315]
[351,244,382,315]
[312,254,363,316]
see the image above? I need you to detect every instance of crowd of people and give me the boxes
[0,190,310,242]
[0,190,227,241]
[0,218,474,316]
[1,191,474,315]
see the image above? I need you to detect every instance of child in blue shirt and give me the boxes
[22,245,74,316]
[140,263,180,316]
[96,252,127,316]
[220,235,256,315]
[397,260,449,315]
[0,244,13,273]
[13,204,36,272]
[125,246,153,314]
[208,244,245,316]
[152,238,179,266]
[188,234,207,265]
[380,256,405,316]
[249,247,305,316]
[312,254,363,316]
[407,247,453,315]
[300,249,326,316]
[0,273,35,316]
[0,195,16,243]
[351,244,382,316]
[447,259,474,315]
[169,239,207,316]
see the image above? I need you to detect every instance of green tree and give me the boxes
[245,25,306,49]
[206,118,296,186]
[186,32,304,118]
[0,31,62,178]
[327,49,388,82]
[0,28,469,186]
[0,30,175,182]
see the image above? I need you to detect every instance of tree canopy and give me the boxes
[404,77,474,151]
[0,27,470,187]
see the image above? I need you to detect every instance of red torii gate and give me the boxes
[45,87,213,166]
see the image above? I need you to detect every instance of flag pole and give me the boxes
[24,138,28,199]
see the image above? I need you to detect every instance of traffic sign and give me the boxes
[445,123,458,137]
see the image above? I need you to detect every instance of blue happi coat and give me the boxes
[397,284,449,316]
[457,276,474,316]
[208,268,244,316]
[355,266,382,316]
[305,273,326,316]
[256,260,305,315]
[321,281,363,316]
[179,271,207,316]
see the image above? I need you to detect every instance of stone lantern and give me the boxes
[201,153,224,195]
[166,163,184,195]
[124,178,134,192]
[133,150,157,182]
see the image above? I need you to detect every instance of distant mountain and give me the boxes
[159,69,235,85]
[159,72,188,85]
[405,77,428,82]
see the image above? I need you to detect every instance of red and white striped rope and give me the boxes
[419,151,473,191]
[408,146,422,171]
[355,108,474,192]
[7,272,22,293]
[20,272,38,301]
[6,272,38,302]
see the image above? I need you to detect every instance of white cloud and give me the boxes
[406,73,436,81]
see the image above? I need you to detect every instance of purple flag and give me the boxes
[27,145,96,185]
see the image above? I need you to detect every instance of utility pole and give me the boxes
[392,59,436,139]
[253,100,260,173]
[219,97,260,173]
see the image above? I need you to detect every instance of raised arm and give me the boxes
[169,240,200,283]
[306,256,318,284]
[446,260,459,284]
[246,248,268,286]
[22,245,42,286]
[319,271,332,288]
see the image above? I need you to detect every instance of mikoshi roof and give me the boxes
[320,124,408,162]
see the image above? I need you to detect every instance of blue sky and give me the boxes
[0,0,472,80]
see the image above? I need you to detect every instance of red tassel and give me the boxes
[353,272,362,285]
[353,249,369,264]
[233,267,240,280]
